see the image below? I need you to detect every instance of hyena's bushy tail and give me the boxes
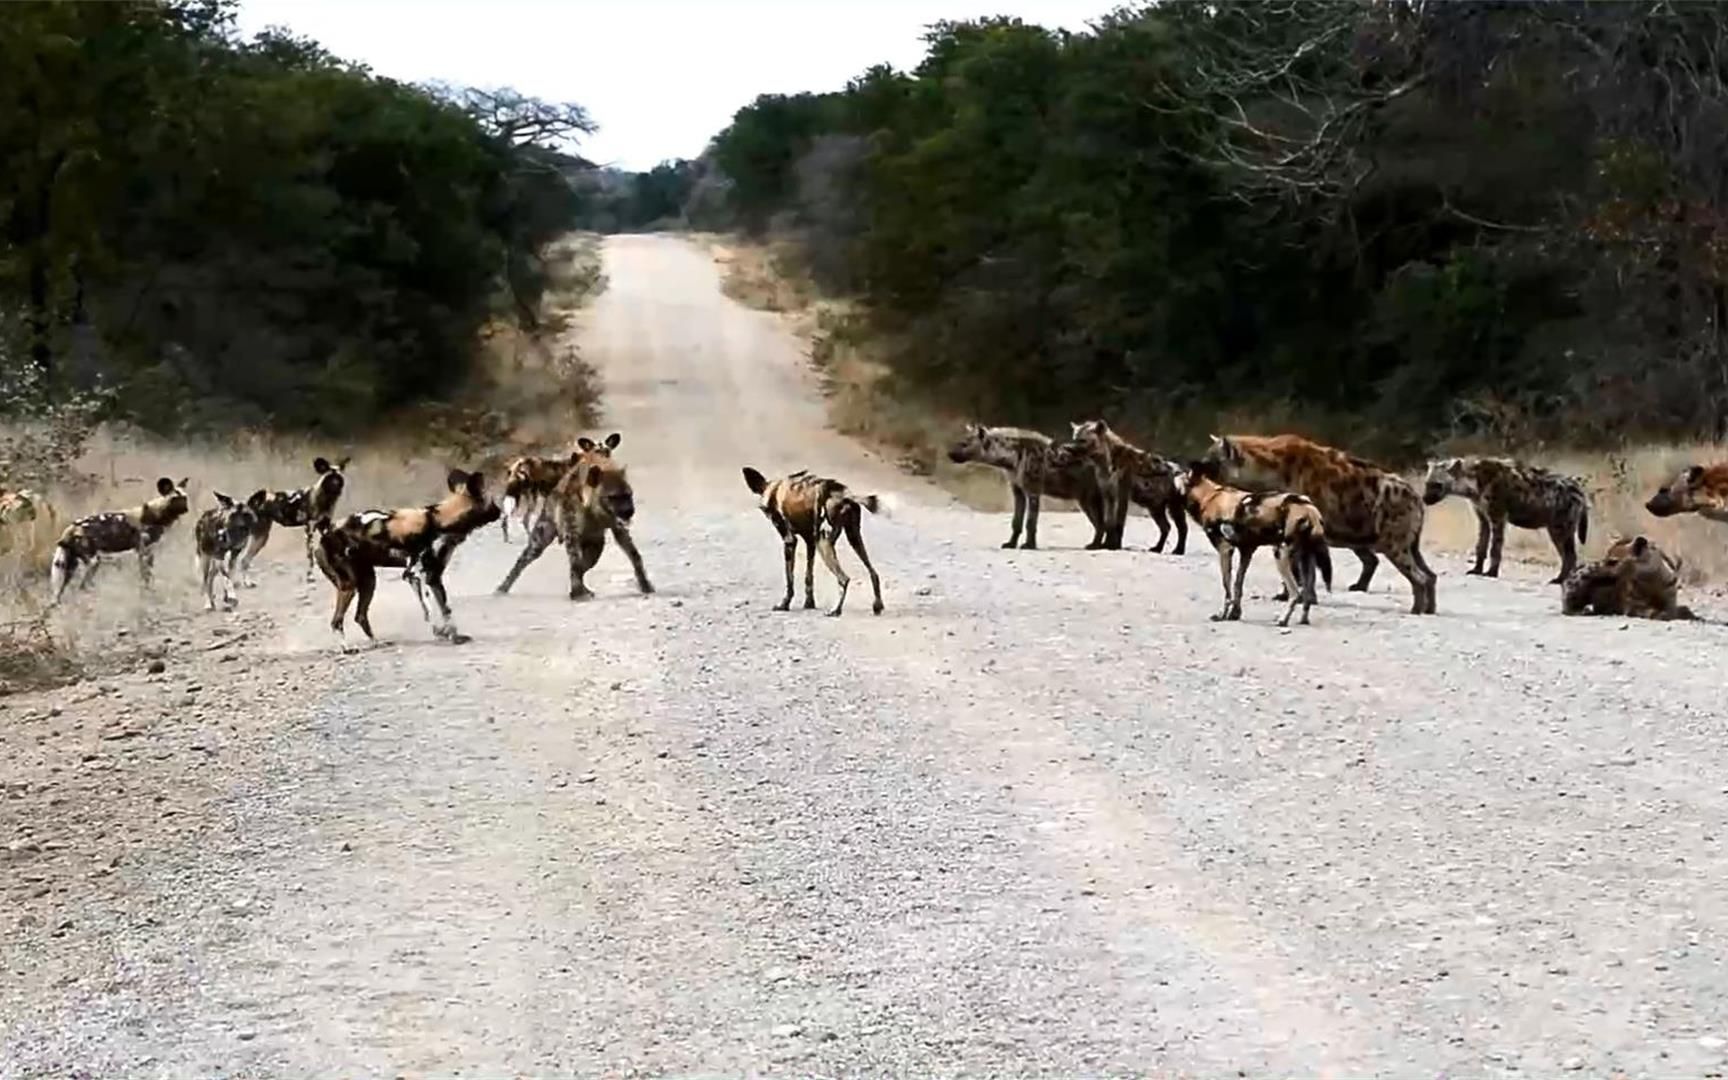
[1578,500,1589,544]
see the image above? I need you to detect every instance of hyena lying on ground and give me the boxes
[313,469,501,650]
[1645,462,1728,523]
[500,433,620,542]
[1179,460,1332,626]
[947,424,1107,550]
[48,477,191,605]
[1422,456,1589,583]
[1562,536,1696,620]
[495,449,652,600]
[239,456,349,584]
[742,467,884,616]
[1204,434,1437,614]
[1062,419,1187,553]
[194,491,263,612]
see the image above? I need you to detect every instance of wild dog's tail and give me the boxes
[1313,539,1334,592]
[1289,514,1334,592]
[857,492,894,518]
[47,540,72,603]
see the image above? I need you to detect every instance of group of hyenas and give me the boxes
[947,421,1719,626]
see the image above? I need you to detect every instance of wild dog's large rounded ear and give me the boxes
[248,489,269,510]
[1687,465,1705,484]
[604,432,621,450]
[313,457,331,474]
[213,490,233,508]
[446,468,469,492]
[156,477,175,496]
[576,437,597,453]
[336,456,351,470]
[742,466,768,494]
[465,471,486,498]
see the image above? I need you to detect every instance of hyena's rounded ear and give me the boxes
[576,436,597,453]
[1687,465,1705,484]
[445,468,469,492]
[313,456,331,474]
[465,471,486,498]
[604,432,621,450]
[156,477,175,496]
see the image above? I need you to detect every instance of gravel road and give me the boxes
[5,234,1728,1078]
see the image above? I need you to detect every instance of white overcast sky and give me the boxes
[233,0,1112,170]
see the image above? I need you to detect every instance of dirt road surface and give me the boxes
[5,234,1728,1078]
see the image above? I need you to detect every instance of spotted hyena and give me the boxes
[1177,460,1333,626]
[194,490,264,611]
[313,469,501,650]
[240,455,350,585]
[947,424,1106,550]
[1062,419,1187,554]
[48,477,191,605]
[501,433,620,542]
[1561,535,1695,620]
[1422,456,1589,583]
[1204,434,1436,614]
[742,467,885,616]
[1645,463,1728,523]
[495,449,652,600]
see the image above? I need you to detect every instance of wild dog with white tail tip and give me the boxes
[1178,460,1333,627]
[742,467,885,616]
[313,469,501,650]
[194,490,263,611]
[500,433,619,542]
[48,477,191,605]
[239,455,350,584]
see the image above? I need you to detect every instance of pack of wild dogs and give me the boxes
[4,419,1723,649]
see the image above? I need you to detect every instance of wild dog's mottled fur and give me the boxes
[1562,536,1696,620]
[742,467,883,616]
[1062,419,1187,554]
[495,448,652,600]
[314,469,501,650]
[1179,461,1333,626]
[194,490,263,611]
[501,432,620,542]
[1205,434,1436,614]
[1645,463,1728,523]
[947,424,1107,549]
[1422,456,1589,582]
[240,456,349,584]
[48,477,191,605]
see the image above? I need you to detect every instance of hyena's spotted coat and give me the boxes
[1645,463,1728,523]
[947,424,1106,550]
[1422,456,1589,582]
[1179,460,1333,627]
[742,467,884,616]
[314,469,501,650]
[194,490,263,611]
[240,456,349,584]
[1204,434,1436,614]
[48,477,191,605]
[1061,419,1187,554]
[1562,535,1695,620]
[500,433,620,542]
[495,448,652,600]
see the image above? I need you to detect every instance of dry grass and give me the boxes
[705,233,1728,583]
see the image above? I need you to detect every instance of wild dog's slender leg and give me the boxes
[1023,492,1042,550]
[1274,545,1303,627]
[351,564,379,645]
[1548,520,1577,585]
[840,510,883,615]
[1210,542,1236,622]
[330,576,357,651]
[1385,542,1437,615]
[802,531,818,609]
[610,524,654,595]
[1005,484,1027,549]
[1486,513,1507,577]
[402,558,434,623]
[1228,545,1255,622]
[815,527,851,617]
[499,498,513,543]
[79,554,103,589]
[239,522,269,587]
[1467,505,1491,575]
[218,551,239,610]
[421,555,469,643]
[496,507,559,594]
[302,523,318,582]
[567,533,605,600]
[773,519,796,611]
[199,552,218,611]
[1349,547,1378,592]
[138,542,156,588]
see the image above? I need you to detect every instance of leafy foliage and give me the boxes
[0,0,592,435]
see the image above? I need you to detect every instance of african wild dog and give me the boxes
[500,433,620,542]
[1204,434,1436,614]
[0,486,56,554]
[947,424,1107,550]
[1562,536,1696,620]
[1062,419,1187,554]
[313,469,501,650]
[194,490,263,611]
[1646,463,1728,523]
[48,477,191,605]
[1178,460,1333,626]
[239,456,350,585]
[1422,456,1589,583]
[742,467,884,616]
[495,448,652,600]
